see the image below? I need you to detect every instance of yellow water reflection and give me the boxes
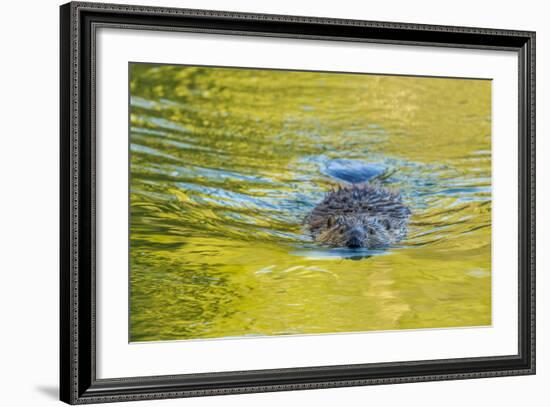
[129,64,491,341]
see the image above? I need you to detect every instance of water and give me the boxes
[129,64,492,342]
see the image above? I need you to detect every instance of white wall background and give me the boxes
[0,0,545,406]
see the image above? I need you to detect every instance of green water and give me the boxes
[129,63,492,342]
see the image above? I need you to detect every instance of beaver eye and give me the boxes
[368,228,375,235]
[382,219,390,230]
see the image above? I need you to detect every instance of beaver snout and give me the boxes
[346,228,364,249]
[346,237,362,249]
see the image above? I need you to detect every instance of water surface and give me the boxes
[129,64,492,342]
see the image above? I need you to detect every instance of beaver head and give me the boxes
[314,214,394,249]
[305,183,410,249]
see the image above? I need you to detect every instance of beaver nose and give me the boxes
[346,237,361,249]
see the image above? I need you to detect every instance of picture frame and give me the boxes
[60,1,536,404]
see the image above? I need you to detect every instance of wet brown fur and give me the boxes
[305,183,410,249]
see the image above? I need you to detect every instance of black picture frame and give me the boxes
[60,1,536,404]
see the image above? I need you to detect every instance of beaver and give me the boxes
[305,182,410,249]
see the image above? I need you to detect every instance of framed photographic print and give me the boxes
[60,1,536,404]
